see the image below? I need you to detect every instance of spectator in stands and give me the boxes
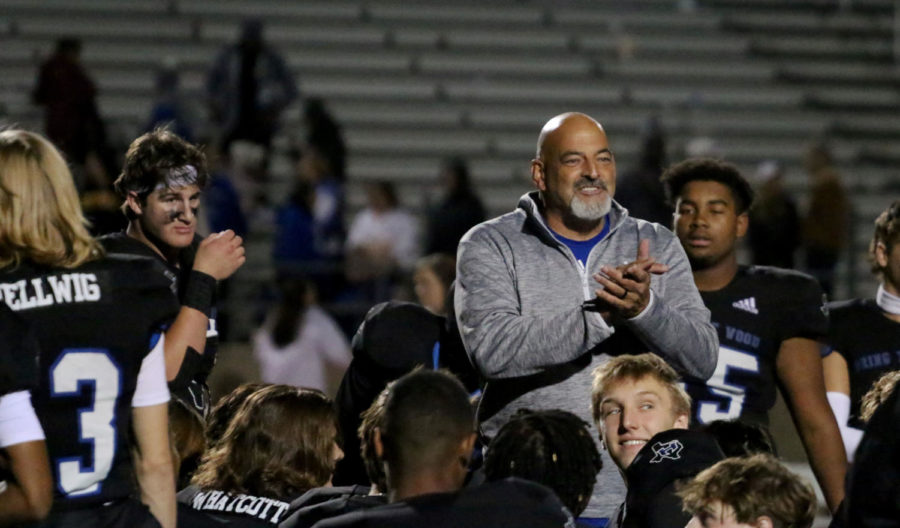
[614,117,671,226]
[304,98,347,183]
[700,420,776,459]
[484,409,602,519]
[179,385,343,526]
[33,37,122,236]
[345,181,419,301]
[207,18,297,153]
[823,200,900,462]
[592,353,723,528]
[748,160,801,269]
[678,454,816,528]
[145,59,198,142]
[200,140,248,238]
[332,301,478,487]
[252,276,351,398]
[314,370,574,528]
[413,254,455,316]
[802,142,849,297]
[423,157,486,256]
[32,37,105,168]
[274,145,346,299]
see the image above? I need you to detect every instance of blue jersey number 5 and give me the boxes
[698,345,759,424]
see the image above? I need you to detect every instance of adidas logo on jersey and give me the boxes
[732,297,758,315]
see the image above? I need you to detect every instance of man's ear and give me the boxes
[736,211,749,238]
[531,159,547,191]
[373,428,384,460]
[457,432,477,467]
[125,191,144,216]
[673,413,689,430]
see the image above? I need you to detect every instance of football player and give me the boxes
[662,158,846,511]
[101,129,245,418]
[0,130,176,527]
[0,304,52,525]
[823,200,900,461]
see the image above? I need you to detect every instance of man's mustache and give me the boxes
[575,179,608,191]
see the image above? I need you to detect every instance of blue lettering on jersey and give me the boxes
[724,325,761,349]
[854,351,897,372]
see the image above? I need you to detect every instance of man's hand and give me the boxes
[593,239,668,319]
[193,230,246,280]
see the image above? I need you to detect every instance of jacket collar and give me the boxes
[517,191,629,244]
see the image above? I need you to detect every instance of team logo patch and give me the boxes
[649,439,684,463]
[732,297,758,315]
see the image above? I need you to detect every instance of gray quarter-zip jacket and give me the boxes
[455,192,718,519]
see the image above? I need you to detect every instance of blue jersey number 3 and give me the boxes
[50,350,121,497]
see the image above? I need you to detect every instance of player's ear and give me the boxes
[673,413,689,430]
[125,191,144,216]
[735,211,749,238]
[875,241,889,269]
[373,428,384,459]
[531,158,547,191]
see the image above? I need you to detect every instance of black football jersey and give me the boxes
[310,478,572,528]
[1,256,178,509]
[684,266,827,426]
[0,303,39,396]
[177,486,293,527]
[100,232,218,416]
[825,298,900,428]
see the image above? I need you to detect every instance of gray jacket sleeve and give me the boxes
[454,226,615,379]
[623,231,718,380]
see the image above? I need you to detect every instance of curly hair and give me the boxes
[660,157,755,214]
[484,409,602,517]
[868,200,900,276]
[678,454,816,528]
[191,385,339,500]
[700,419,777,458]
[0,129,102,269]
[114,128,208,219]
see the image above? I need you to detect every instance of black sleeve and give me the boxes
[0,305,40,396]
[781,276,828,342]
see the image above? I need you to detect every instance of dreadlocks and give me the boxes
[484,409,602,517]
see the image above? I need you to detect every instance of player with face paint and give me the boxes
[103,129,246,418]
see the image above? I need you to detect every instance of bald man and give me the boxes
[455,113,717,522]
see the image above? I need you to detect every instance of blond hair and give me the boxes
[860,370,900,423]
[591,353,691,424]
[0,129,101,268]
[678,454,816,528]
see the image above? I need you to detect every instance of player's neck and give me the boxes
[692,256,738,292]
[877,281,900,323]
[388,470,463,503]
[126,222,180,265]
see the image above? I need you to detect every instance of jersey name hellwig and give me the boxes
[0,273,101,310]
